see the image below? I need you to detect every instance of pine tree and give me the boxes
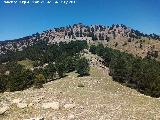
[76,58,90,77]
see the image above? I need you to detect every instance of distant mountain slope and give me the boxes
[0,23,160,59]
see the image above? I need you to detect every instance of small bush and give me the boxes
[55,62,66,78]
[34,74,45,88]
[89,45,97,54]
[0,76,7,92]
[76,58,90,77]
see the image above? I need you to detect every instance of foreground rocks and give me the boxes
[0,106,9,115]
[0,66,160,120]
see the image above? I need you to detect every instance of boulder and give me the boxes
[0,106,9,115]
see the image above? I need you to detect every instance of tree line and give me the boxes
[0,40,90,92]
[90,44,160,97]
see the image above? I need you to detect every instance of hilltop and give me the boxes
[0,23,160,60]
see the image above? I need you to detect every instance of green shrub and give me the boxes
[0,75,7,92]
[76,58,90,77]
[34,74,45,88]
[44,63,57,79]
[55,62,66,78]
[89,45,97,54]
[8,70,34,91]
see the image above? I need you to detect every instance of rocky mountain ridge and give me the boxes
[0,23,160,59]
[0,23,160,54]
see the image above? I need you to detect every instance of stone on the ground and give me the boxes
[42,102,59,110]
[68,114,75,120]
[24,117,44,120]
[64,103,75,109]
[28,103,35,107]
[17,103,28,109]
[0,106,9,115]
[12,98,22,104]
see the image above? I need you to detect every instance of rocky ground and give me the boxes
[0,54,160,120]
[1,67,160,120]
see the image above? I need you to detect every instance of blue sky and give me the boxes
[0,0,160,41]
